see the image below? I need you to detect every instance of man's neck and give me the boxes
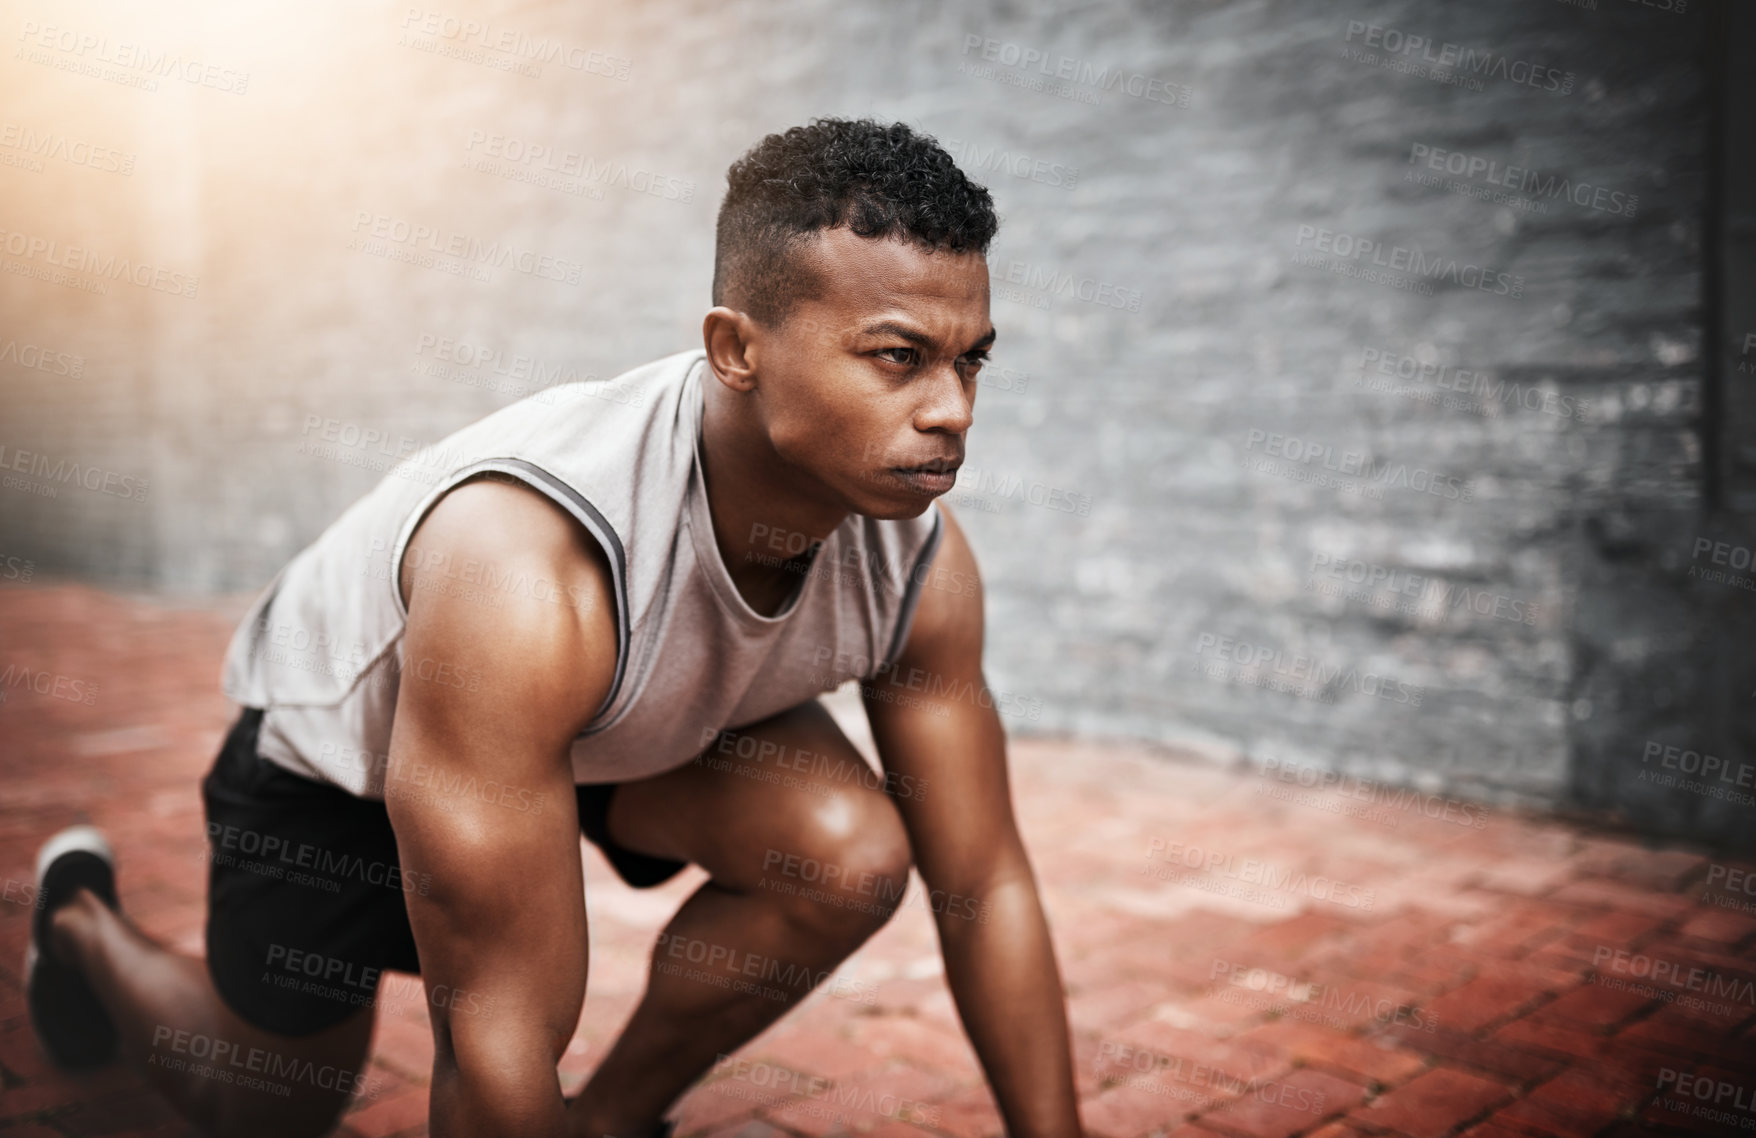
[699,382,850,616]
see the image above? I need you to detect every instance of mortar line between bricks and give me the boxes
[1296,1053,1429,1096]
[1594,966,1756,1042]
[1485,987,1570,1039]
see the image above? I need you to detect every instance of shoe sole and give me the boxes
[35,824,115,882]
[27,824,120,1069]
[32,824,114,951]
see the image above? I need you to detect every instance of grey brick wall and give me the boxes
[2,0,1745,843]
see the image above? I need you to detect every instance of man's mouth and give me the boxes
[888,458,962,494]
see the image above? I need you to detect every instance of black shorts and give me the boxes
[201,707,687,1037]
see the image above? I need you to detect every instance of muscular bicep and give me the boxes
[385,478,618,1119]
[861,505,1029,896]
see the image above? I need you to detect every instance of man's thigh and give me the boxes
[603,699,909,889]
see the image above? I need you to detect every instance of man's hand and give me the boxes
[386,477,619,1138]
[861,504,1082,1138]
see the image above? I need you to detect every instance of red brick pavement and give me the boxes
[2,583,1754,1137]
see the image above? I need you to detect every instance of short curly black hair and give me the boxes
[712,118,999,326]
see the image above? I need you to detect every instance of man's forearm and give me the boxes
[936,873,1081,1138]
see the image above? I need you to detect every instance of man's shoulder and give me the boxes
[399,474,620,730]
[404,474,618,618]
[883,501,982,669]
[838,502,962,596]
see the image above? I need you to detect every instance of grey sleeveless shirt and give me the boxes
[220,348,944,797]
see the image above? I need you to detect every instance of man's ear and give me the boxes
[703,306,761,393]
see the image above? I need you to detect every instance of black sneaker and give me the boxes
[26,825,121,1069]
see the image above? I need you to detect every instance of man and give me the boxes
[29,117,1083,1138]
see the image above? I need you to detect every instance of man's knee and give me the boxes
[759,791,912,938]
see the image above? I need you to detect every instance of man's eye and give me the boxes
[877,347,917,365]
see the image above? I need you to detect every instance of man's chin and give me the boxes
[845,481,941,521]
[856,499,937,521]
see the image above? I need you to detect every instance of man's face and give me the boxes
[748,226,994,520]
